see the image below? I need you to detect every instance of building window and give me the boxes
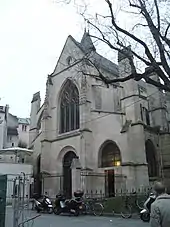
[141,106,150,126]
[60,80,79,134]
[22,125,27,131]
[12,143,14,147]
[143,107,150,125]
[66,56,73,65]
[100,141,121,167]
[138,85,147,98]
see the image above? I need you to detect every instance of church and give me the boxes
[29,31,170,198]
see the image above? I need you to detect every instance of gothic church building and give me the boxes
[29,32,170,198]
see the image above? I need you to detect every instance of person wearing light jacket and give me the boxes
[150,182,170,227]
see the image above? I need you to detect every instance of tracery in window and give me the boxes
[60,80,79,133]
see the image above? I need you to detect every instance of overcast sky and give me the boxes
[0,0,87,118]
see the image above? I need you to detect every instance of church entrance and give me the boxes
[99,140,121,197]
[63,151,77,198]
[105,169,115,197]
[145,140,158,179]
[34,155,42,198]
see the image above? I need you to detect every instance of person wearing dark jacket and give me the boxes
[150,182,170,227]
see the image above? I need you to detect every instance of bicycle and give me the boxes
[121,192,146,218]
[121,195,132,218]
[132,191,146,210]
[84,197,104,216]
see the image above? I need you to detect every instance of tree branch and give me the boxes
[164,23,170,38]
[105,0,156,64]
[81,57,170,91]
[154,0,160,31]
[144,76,170,91]
[132,23,148,31]
[58,0,170,92]
[117,41,151,65]
[128,0,141,9]
[137,0,170,80]
[86,19,153,67]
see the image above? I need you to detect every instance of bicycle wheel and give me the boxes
[136,199,145,210]
[121,205,132,218]
[84,203,90,215]
[92,203,104,216]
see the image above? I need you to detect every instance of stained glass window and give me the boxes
[60,80,79,133]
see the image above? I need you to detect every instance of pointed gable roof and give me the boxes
[70,31,118,76]
[51,30,118,77]
[80,31,96,53]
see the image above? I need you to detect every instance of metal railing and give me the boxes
[18,214,41,227]
[6,173,39,227]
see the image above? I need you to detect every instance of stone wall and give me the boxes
[160,133,170,189]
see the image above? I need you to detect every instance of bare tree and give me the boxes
[56,0,170,91]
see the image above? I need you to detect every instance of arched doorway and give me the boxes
[145,140,158,179]
[34,155,42,198]
[99,141,121,197]
[63,151,77,198]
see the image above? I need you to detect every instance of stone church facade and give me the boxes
[29,32,170,198]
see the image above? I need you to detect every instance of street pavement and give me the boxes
[30,213,150,227]
[6,207,150,227]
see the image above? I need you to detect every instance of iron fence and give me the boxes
[40,171,154,199]
[5,173,39,227]
[41,174,63,198]
[80,171,128,198]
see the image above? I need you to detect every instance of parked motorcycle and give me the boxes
[54,191,84,216]
[140,193,156,222]
[34,195,53,214]
[74,191,86,214]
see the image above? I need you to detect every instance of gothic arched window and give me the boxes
[101,141,121,167]
[145,140,158,178]
[60,80,79,134]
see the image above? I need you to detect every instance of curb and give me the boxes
[102,212,139,219]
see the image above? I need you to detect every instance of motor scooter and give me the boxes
[34,195,53,214]
[140,193,156,222]
[54,191,84,216]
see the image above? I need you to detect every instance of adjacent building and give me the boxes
[0,148,33,203]
[6,113,19,148]
[18,118,30,148]
[0,105,8,149]
[29,31,170,198]
[0,107,32,203]
[0,105,30,149]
